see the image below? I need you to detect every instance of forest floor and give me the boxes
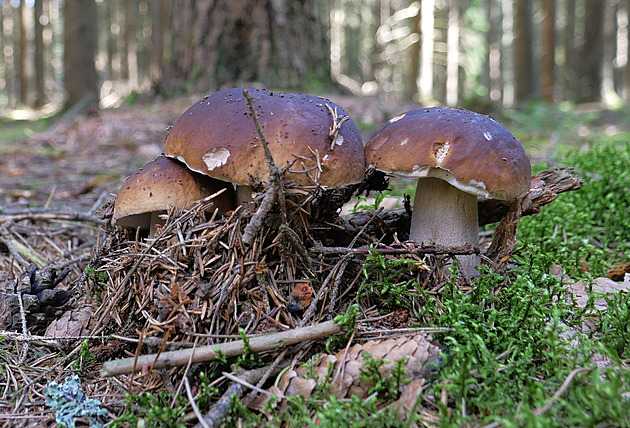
[0,92,418,213]
[1,93,629,427]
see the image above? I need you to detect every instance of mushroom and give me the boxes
[163,88,365,205]
[364,107,531,276]
[113,156,235,235]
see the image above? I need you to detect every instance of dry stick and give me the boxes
[100,320,344,377]
[299,254,352,328]
[241,88,286,246]
[195,363,290,428]
[0,223,40,268]
[312,243,480,256]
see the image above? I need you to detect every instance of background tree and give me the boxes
[159,0,330,94]
[514,0,534,103]
[2,1,630,111]
[63,0,99,110]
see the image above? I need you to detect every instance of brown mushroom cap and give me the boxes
[365,107,531,200]
[113,156,234,229]
[164,88,365,188]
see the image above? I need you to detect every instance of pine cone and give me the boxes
[249,334,441,413]
[1,264,71,330]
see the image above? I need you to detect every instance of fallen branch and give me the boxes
[100,320,344,377]
[310,243,480,256]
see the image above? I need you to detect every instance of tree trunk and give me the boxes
[514,0,534,103]
[34,0,46,107]
[578,0,604,102]
[159,0,330,94]
[601,0,618,103]
[446,0,460,106]
[562,0,577,101]
[420,0,435,103]
[63,0,99,110]
[19,0,29,106]
[408,1,421,100]
[540,0,555,103]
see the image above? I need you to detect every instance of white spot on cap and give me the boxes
[434,141,450,165]
[323,154,330,161]
[484,132,492,141]
[334,134,344,146]
[389,113,406,123]
[203,148,231,170]
[400,138,409,146]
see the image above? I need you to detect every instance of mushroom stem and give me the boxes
[235,185,254,206]
[410,177,480,276]
[149,211,165,236]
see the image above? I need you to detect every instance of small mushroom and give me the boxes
[365,107,531,277]
[163,88,365,204]
[113,156,234,235]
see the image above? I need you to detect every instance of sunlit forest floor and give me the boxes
[1,94,629,426]
[2,94,629,213]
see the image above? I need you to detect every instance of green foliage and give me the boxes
[358,246,422,309]
[235,328,264,369]
[359,352,409,401]
[194,371,221,412]
[350,193,386,213]
[517,139,630,279]
[44,375,107,428]
[72,339,96,371]
[418,248,630,426]
[110,390,186,428]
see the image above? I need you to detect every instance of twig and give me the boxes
[185,376,210,428]
[311,243,480,256]
[326,103,350,150]
[195,363,289,428]
[241,88,286,246]
[299,254,352,327]
[100,320,344,377]
[532,367,591,417]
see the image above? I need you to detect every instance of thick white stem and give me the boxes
[410,177,480,276]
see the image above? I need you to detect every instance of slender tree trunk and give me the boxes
[124,0,138,88]
[501,0,514,106]
[19,0,29,106]
[624,0,630,100]
[601,0,618,102]
[420,0,435,102]
[562,0,577,100]
[34,0,45,107]
[485,0,502,104]
[408,1,421,100]
[578,0,604,101]
[63,0,99,110]
[446,0,460,106]
[540,0,555,103]
[514,0,534,103]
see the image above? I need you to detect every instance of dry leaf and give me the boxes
[607,262,630,281]
[286,281,313,312]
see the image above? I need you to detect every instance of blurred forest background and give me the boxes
[1,0,626,116]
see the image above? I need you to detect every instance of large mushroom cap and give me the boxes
[113,156,234,229]
[164,88,365,188]
[365,107,531,200]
